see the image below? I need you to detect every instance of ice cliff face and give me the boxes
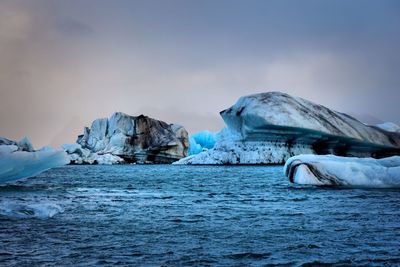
[65,112,189,164]
[176,92,400,164]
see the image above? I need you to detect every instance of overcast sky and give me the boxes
[1,0,399,147]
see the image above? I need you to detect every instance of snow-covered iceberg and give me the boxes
[176,92,400,165]
[0,137,69,184]
[284,154,400,188]
[64,112,189,164]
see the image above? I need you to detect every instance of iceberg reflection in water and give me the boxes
[1,165,400,266]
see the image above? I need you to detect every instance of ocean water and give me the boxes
[0,165,400,266]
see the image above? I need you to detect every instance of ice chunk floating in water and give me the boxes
[0,201,64,219]
[0,145,69,184]
[284,154,400,188]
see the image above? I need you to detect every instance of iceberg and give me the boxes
[64,112,189,164]
[284,154,400,188]
[0,138,69,184]
[176,92,400,164]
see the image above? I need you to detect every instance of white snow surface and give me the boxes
[284,154,400,188]
[0,143,69,184]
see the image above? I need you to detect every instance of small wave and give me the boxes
[299,259,353,266]
[290,197,309,202]
[0,201,64,219]
[227,252,271,259]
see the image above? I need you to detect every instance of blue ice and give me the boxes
[188,131,217,155]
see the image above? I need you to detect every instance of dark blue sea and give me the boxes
[0,165,400,266]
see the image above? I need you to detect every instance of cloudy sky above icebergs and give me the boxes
[1,0,400,147]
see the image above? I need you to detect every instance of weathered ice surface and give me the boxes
[65,112,189,164]
[0,137,68,183]
[284,154,400,188]
[376,122,400,133]
[0,137,34,152]
[176,92,400,165]
[62,143,124,165]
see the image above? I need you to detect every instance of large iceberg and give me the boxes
[175,92,400,164]
[0,137,68,184]
[284,154,400,188]
[64,112,189,164]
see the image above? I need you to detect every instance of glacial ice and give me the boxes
[0,137,34,152]
[192,131,216,149]
[68,112,189,164]
[284,154,400,188]
[177,92,400,165]
[17,137,34,152]
[376,122,400,133]
[188,137,202,155]
[188,131,217,155]
[0,201,64,219]
[62,143,124,165]
[176,127,315,164]
[0,140,69,184]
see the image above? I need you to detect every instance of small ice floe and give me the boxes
[284,154,400,188]
[0,137,69,184]
[0,201,64,219]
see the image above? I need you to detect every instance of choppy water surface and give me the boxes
[1,165,400,266]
